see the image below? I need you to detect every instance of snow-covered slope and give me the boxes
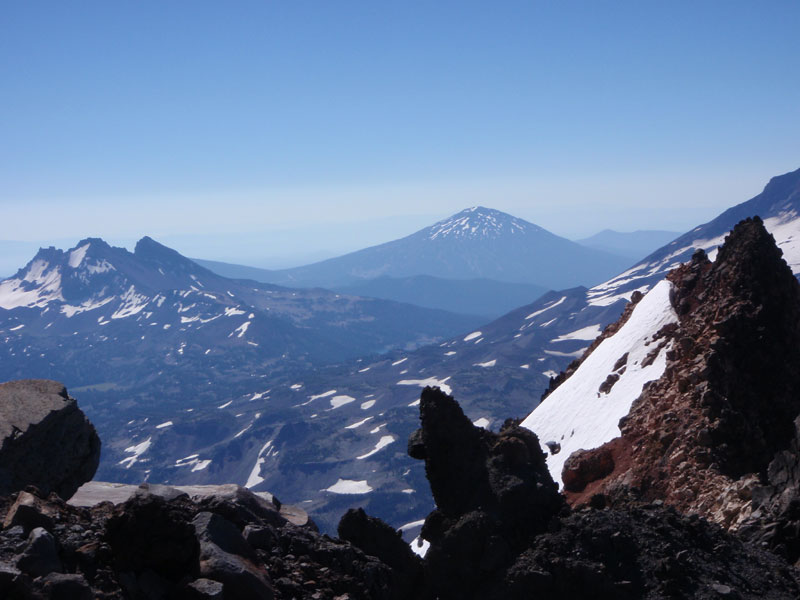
[519,167,800,485]
[584,167,800,306]
[521,280,678,484]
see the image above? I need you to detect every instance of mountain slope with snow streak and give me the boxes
[0,236,481,527]
[0,236,480,371]
[583,166,800,308]
[521,280,678,485]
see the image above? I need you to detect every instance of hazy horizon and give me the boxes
[3,2,799,271]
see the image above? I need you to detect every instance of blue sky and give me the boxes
[1,1,799,269]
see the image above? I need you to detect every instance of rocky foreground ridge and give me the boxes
[3,217,800,598]
[2,383,799,599]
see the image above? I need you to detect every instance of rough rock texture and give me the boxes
[338,507,424,599]
[540,289,645,402]
[737,415,800,564]
[406,386,800,599]
[557,218,800,552]
[2,380,800,598]
[0,380,100,499]
[503,502,800,600]
[408,386,565,598]
[0,482,408,599]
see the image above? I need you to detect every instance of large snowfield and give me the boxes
[521,280,678,486]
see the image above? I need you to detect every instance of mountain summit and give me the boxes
[423,206,543,241]
[261,206,630,290]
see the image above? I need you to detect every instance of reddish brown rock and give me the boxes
[561,218,800,544]
[562,447,615,493]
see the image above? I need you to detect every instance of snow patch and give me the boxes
[0,260,64,309]
[345,417,373,430]
[111,286,149,319]
[324,479,373,494]
[68,243,90,268]
[463,331,482,342]
[330,395,356,409]
[119,437,152,469]
[233,321,250,338]
[410,536,430,557]
[245,440,277,488]
[522,279,678,487]
[356,435,395,460]
[191,460,211,472]
[551,324,603,342]
[397,377,452,395]
[525,296,566,320]
[473,417,490,429]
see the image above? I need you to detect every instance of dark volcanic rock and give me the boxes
[193,511,274,600]
[338,507,423,598]
[104,489,200,585]
[0,380,100,499]
[502,503,800,600]
[738,415,800,563]
[0,483,412,599]
[410,386,565,599]
[405,385,800,599]
[37,572,93,600]
[17,527,62,577]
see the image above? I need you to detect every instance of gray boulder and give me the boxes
[192,511,274,600]
[16,527,62,577]
[0,379,100,499]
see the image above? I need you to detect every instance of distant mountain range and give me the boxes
[4,167,800,536]
[267,206,633,288]
[574,229,681,260]
[89,167,800,533]
[195,206,631,318]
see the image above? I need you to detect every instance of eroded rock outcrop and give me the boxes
[407,386,800,599]
[408,386,564,598]
[0,482,409,599]
[555,217,800,557]
[0,380,100,499]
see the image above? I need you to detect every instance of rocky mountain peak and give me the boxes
[554,217,800,556]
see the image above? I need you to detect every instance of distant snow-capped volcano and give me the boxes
[259,206,631,290]
[425,206,542,240]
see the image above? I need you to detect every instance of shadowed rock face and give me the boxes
[408,386,566,599]
[400,386,800,600]
[338,507,424,599]
[0,380,100,499]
